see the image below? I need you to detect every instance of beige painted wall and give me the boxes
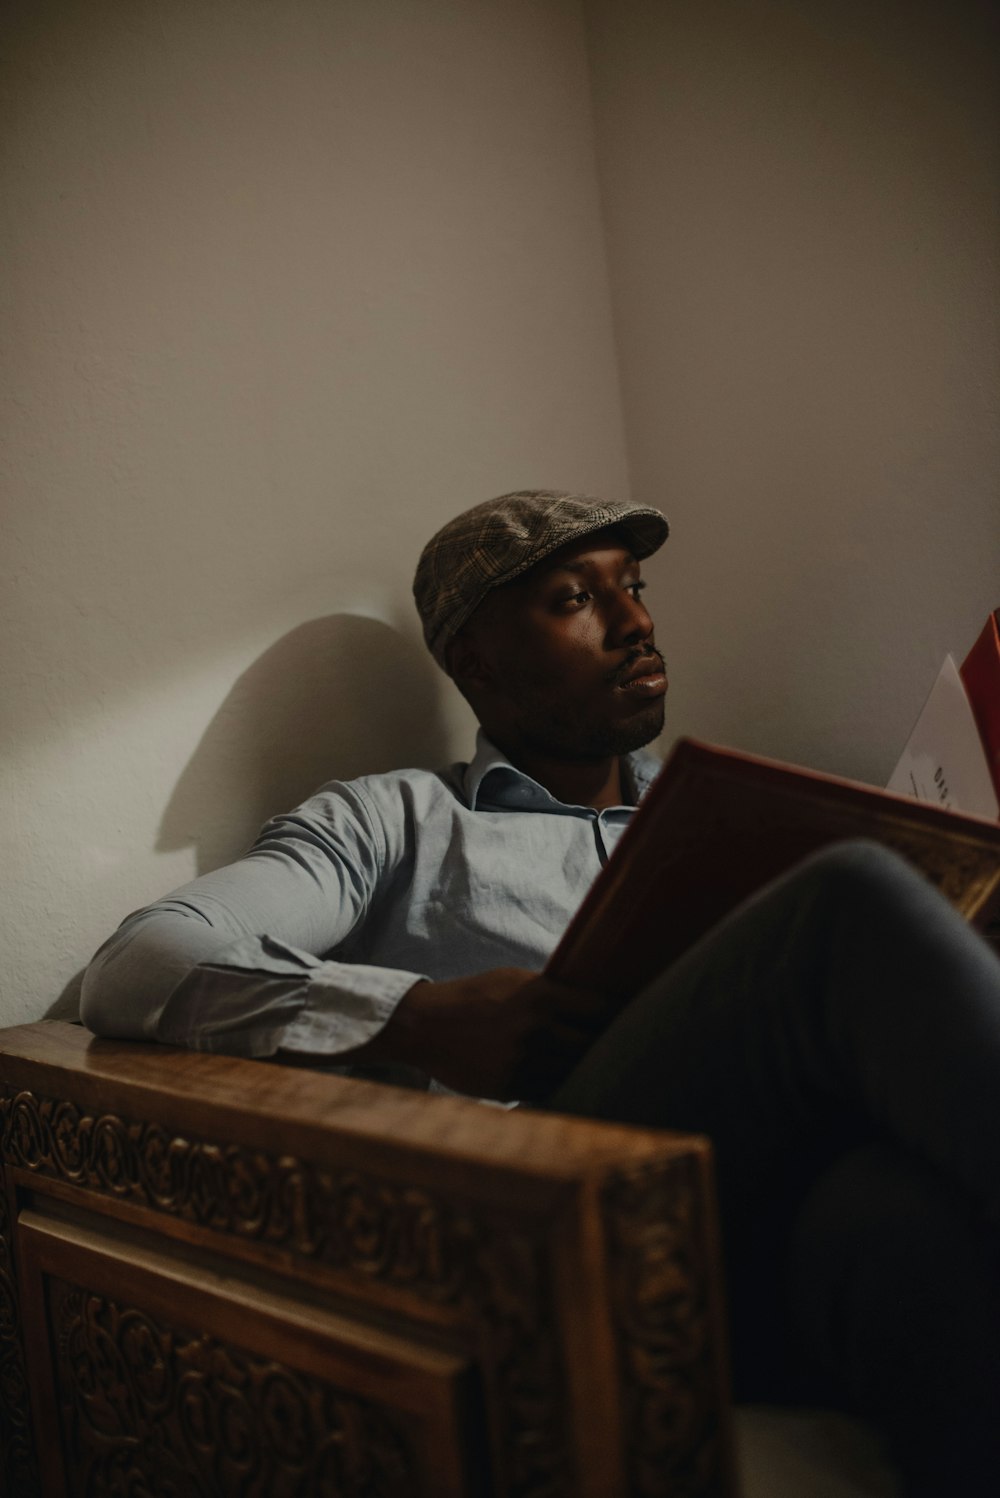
[586,0,1000,783]
[1,0,629,1022]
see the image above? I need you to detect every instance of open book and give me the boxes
[546,737,1000,1001]
[886,610,1000,817]
[886,655,998,818]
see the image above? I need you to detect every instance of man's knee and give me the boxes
[789,837,930,915]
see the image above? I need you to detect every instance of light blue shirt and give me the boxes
[81,732,659,1089]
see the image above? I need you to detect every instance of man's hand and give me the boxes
[360,968,612,1101]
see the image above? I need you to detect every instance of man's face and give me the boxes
[453,527,667,761]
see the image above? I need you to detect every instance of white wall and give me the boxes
[1,0,630,1022]
[586,0,1000,783]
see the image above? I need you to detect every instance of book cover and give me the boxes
[960,609,1000,804]
[546,739,1000,1001]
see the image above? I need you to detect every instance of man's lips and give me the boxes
[612,653,668,694]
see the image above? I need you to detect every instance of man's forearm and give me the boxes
[82,910,426,1061]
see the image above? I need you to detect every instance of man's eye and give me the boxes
[627,580,647,599]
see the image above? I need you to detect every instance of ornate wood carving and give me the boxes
[0,1176,40,1497]
[2,1089,474,1294]
[48,1277,416,1497]
[602,1155,725,1498]
[1,1087,570,1497]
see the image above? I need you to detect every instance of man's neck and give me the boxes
[492,739,625,810]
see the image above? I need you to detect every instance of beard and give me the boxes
[508,685,665,762]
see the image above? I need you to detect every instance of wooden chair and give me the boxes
[0,1020,738,1497]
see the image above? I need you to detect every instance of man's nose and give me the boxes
[607,591,654,648]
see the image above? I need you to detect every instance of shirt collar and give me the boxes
[463,728,660,812]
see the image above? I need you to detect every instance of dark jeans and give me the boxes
[548,840,1000,1496]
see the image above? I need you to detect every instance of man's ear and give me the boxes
[447,626,495,694]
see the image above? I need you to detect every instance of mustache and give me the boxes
[605,647,665,687]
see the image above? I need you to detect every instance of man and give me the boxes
[83,489,1000,1495]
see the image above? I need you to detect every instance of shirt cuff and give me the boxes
[153,933,425,1061]
[279,960,425,1055]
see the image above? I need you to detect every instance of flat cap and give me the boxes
[413,488,669,669]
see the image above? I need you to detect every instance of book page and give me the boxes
[887,655,999,818]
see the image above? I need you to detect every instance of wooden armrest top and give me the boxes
[0,1021,708,1192]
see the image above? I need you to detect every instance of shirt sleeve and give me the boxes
[80,781,427,1060]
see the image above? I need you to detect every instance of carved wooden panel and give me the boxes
[1,1086,570,1497]
[601,1156,732,1498]
[0,1026,737,1498]
[18,1205,478,1497]
[48,1279,417,1497]
[0,1177,39,1497]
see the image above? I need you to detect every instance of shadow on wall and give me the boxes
[50,614,452,1024]
[158,613,452,877]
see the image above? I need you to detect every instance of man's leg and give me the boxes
[550,839,1000,1222]
[548,840,1000,1481]
[786,1140,1000,1497]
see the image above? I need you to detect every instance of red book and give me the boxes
[546,738,1000,1001]
[960,610,1000,804]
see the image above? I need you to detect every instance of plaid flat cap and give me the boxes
[413,488,669,668]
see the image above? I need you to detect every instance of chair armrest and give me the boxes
[0,1020,737,1497]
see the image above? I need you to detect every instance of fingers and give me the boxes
[523,976,613,1033]
[382,969,612,1102]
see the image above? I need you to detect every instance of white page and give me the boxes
[887,654,998,818]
